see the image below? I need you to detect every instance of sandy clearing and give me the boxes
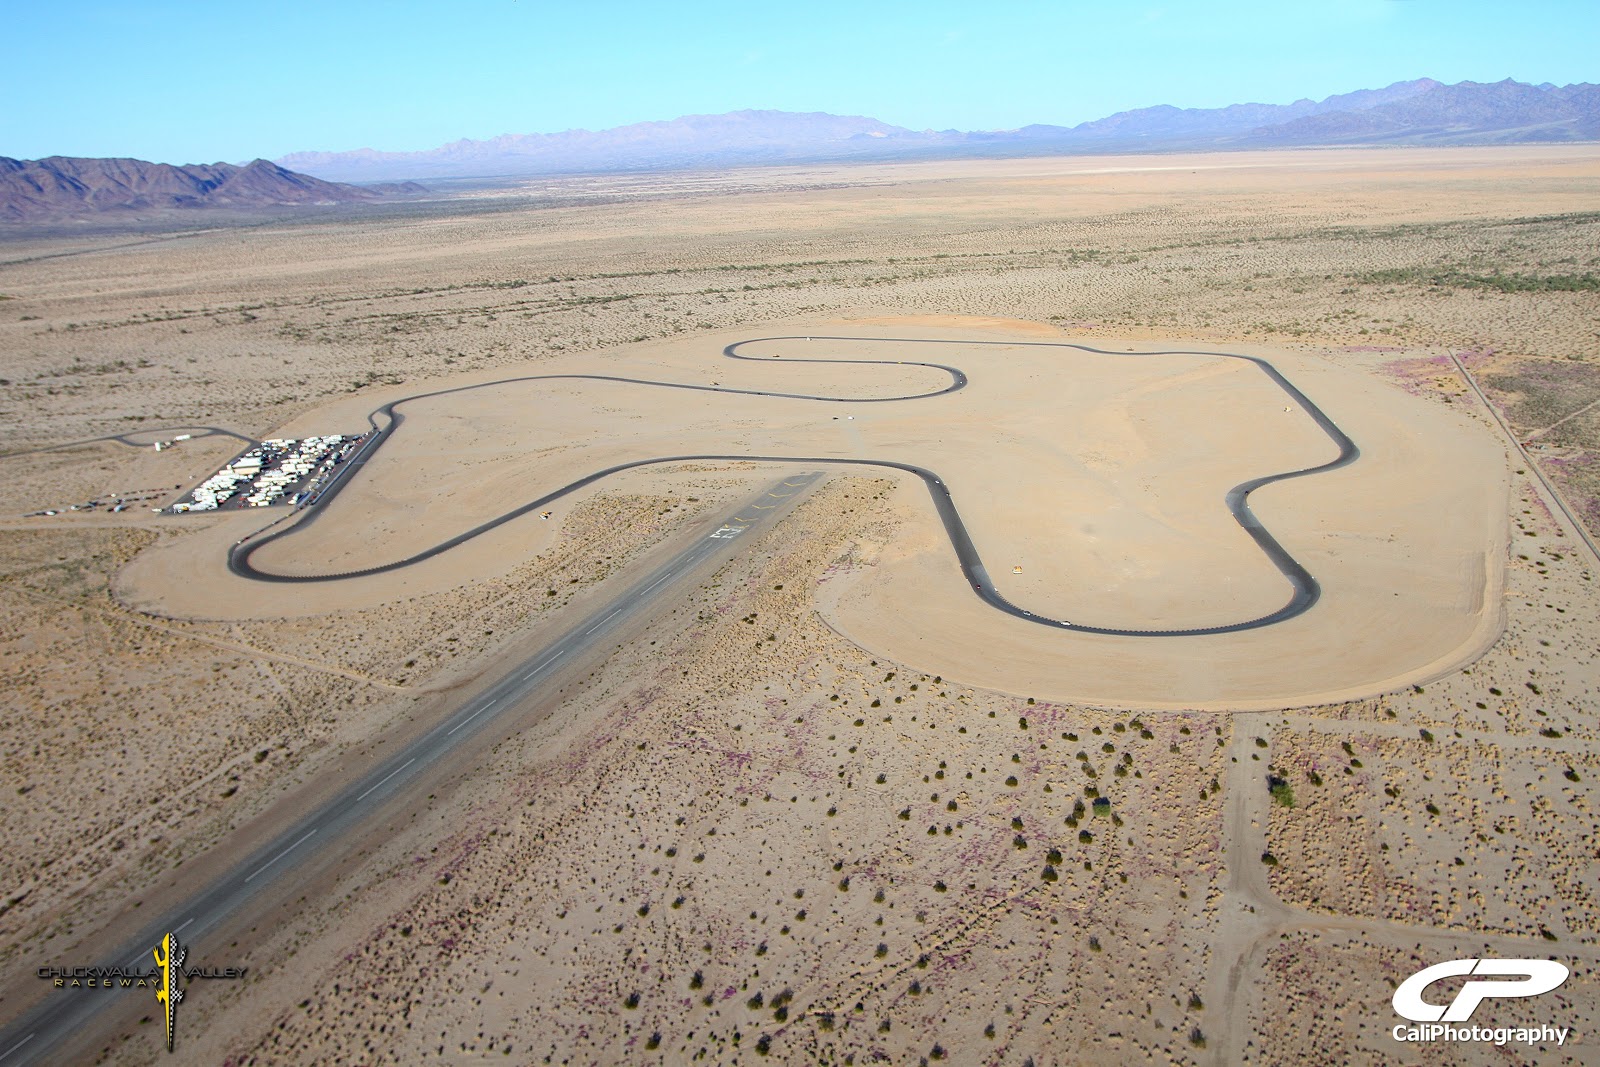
[115,322,1506,710]
[2,147,1595,1066]
[823,336,1507,710]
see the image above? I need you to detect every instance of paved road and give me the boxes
[0,426,256,459]
[0,472,821,1066]
[1451,353,1600,566]
[0,335,1363,1060]
[232,336,1357,637]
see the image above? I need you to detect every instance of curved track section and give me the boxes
[0,425,256,459]
[228,336,1358,638]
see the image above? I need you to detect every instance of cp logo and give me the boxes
[1393,959,1569,1023]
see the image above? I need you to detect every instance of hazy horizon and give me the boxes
[7,0,1599,165]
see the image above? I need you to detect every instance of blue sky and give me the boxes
[7,0,1597,163]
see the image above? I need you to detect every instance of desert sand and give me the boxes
[0,145,1597,1064]
[109,322,1506,712]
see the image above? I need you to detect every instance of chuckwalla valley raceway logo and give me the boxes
[1392,957,1573,1049]
[38,932,246,1053]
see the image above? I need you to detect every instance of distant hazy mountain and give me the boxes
[277,79,1598,182]
[277,110,944,181]
[0,156,427,222]
[15,78,1593,217]
[1245,79,1600,145]
[1005,78,1446,144]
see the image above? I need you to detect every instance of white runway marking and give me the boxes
[0,1034,35,1062]
[445,698,499,736]
[585,608,623,634]
[522,651,563,678]
[356,758,417,801]
[245,829,318,883]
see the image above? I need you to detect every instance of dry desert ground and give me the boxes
[0,145,1598,1064]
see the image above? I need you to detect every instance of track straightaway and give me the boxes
[229,336,1358,637]
[1451,352,1600,566]
[0,425,256,459]
[0,472,822,1066]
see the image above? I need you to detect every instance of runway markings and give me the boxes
[518,651,564,681]
[355,758,417,802]
[446,698,498,737]
[244,829,318,884]
[0,474,824,1067]
[586,607,624,634]
[0,1034,35,1062]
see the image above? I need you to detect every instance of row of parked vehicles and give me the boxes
[172,434,363,512]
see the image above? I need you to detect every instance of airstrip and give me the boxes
[1,145,1596,1065]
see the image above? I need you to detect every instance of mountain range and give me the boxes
[278,78,1600,182]
[7,78,1596,223]
[0,156,425,223]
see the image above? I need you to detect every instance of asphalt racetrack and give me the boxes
[230,336,1359,637]
[0,337,1362,1062]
